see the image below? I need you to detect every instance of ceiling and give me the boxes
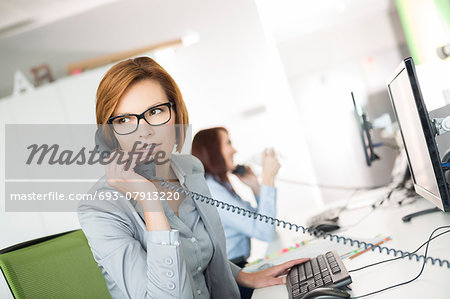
[0,0,118,38]
[256,0,392,43]
[0,0,213,97]
[0,0,398,98]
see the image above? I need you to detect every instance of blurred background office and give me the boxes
[1,0,450,297]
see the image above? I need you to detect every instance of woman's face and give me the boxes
[219,130,237,172]
[112,79,176,161]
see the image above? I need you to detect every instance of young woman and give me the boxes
[77,57,307,299]
[191,128,280,262]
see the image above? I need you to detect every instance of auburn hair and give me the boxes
[95,57,189,152]
[191,127,235,193]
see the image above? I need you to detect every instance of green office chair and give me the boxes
[0,229,110,298]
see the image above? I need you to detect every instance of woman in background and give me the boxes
[192,127,280,263]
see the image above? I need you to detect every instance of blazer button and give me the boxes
[167,270,174,278]
[167,282,175,290]
[164,257,173,265]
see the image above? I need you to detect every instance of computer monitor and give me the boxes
[387,57,450,212]
[351,92,380,166]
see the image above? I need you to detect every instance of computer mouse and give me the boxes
[310,221,340,233]
[302,287,350,299]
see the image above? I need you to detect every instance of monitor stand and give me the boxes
[401,207,441,222]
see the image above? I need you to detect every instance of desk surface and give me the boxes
[251,193,450,299]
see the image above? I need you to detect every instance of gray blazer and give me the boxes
[78,154,241,298]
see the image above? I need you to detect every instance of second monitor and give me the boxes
[387,57,450,212]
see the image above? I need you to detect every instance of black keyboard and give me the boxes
[286,250,352,299]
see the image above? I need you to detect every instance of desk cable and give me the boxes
[349,225,450,299]
[155,179,450,269]
[348,228,450,273]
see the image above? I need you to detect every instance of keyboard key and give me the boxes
[322,270,330,277]
[323,275,332,284]
[330,261,338,268]
[308,283,317,292]
[318,255,327,268]
[298,264,307,282]
[289,267,298,285]
[291,266,298,277]
[292,290,302,299]
[305,262,313,279]
[315,279,324,287]
[311,258,320,275]
[331,266,341,274]
[300,285,308,294]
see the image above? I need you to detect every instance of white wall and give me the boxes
[287,49,401,189]
[154,11,319,188]
[257,1,406,203]
[0,65,107,250]
[416,60,450,111]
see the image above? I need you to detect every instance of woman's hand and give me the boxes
[262,148,281,186]
[236,258,309,289]
[235,166,260,197]
[105,151,161,211]
[105,151,170,231]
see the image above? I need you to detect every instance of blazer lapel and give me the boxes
[183,173,225,232]
[183,166,240,298]
[133,154,239,298]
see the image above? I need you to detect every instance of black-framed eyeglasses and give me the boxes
[107,102,173,135]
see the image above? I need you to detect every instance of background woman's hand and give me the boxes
[262,148,281,186]
[236,258,309,289]
[236,166,260,197]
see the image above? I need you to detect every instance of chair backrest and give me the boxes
[0,229,110,298]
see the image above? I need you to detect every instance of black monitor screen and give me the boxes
[351,92,379,167]
[387,57,450,211]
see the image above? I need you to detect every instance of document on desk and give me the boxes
[244,235,391,273]
[341,235,392,260]
[244,238,353,272]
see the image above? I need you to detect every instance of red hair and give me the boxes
[96,56,189,152]
[191,127,235,193]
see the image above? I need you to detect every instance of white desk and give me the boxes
[250,195,450,299]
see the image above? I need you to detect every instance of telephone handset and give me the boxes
[232,165,247,176]
[95,128,157,180]
[134,160,156,181]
